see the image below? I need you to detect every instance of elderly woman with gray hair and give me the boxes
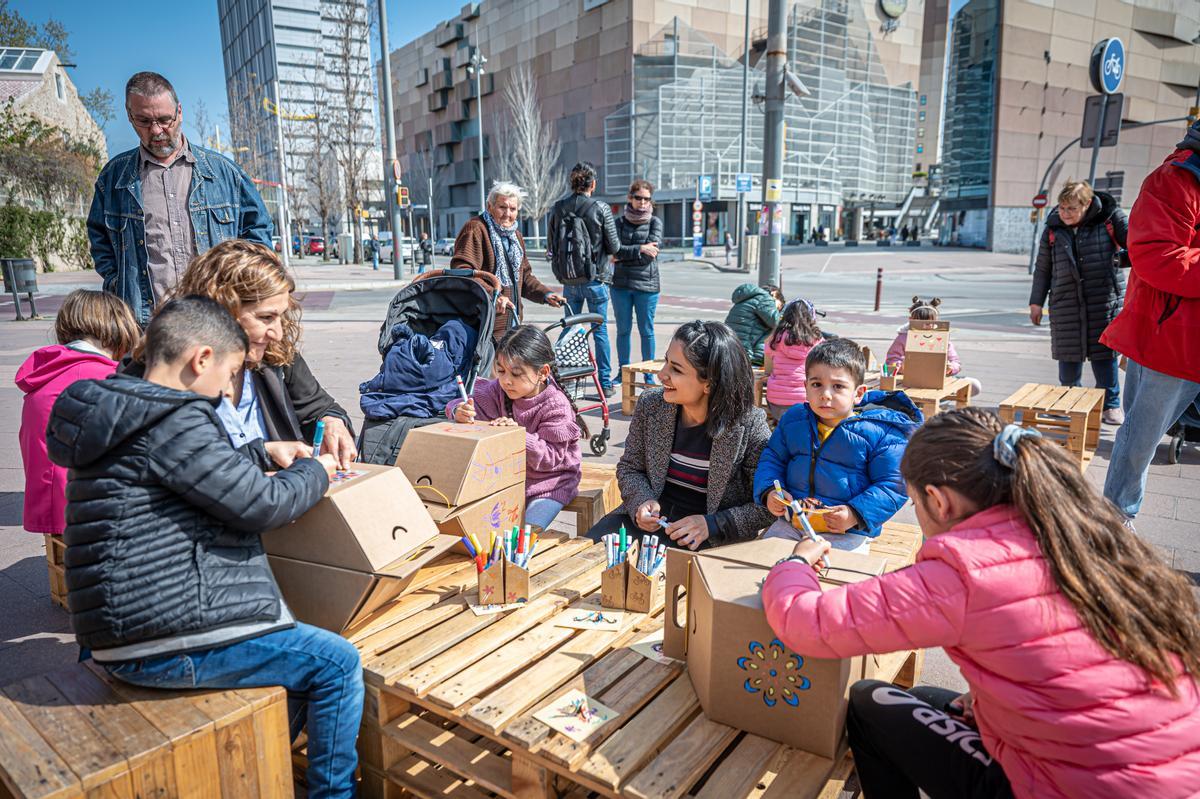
[451,181,565,339]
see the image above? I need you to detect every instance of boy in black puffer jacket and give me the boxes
[47,296,362,799]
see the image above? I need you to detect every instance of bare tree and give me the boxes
[225,72,272,185]
[190,98,213,150]
[296,57,341,262]
[501,63,564,242]
[280,113,311,258]
[325,0,374,263]
[404,143,447,238]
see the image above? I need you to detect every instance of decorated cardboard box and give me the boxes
[423,482,525,541]
[395,422,525,507]
[662,538,886,758]
[902,319,951,390]
[600,550,631,610]
[600,542,661,613]
[505,559,530,604]
[477,558,505,606]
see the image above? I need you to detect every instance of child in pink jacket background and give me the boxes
[16,290,140,535]
[761,408,1200,798]
[449,325,582,531]
[762,298,825,422]
[885,297,982,396]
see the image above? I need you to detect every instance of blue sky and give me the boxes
[14,0,464,156]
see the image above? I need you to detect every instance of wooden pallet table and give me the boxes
[0,662,292,799]
[346,523,923,799]
[901,377,973,419]
[44,535,66,611]
[620,361,664,416]
[998,384,1105,471]
[563,463,621,535]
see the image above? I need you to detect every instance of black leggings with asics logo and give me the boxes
[847,680,1014,799]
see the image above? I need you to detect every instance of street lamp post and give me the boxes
[377,0,404,280]
[736,0,750,272]
[759,0,786,288]
[467,48,488,210]
[272,78,291,271]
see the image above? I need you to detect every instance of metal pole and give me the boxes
[477,62,485,210]
[273,79,291,271]
[873,267,883,312]
[736,0,750,271]
[407,206,416,269]
[758,0,786,289]
[1087,93,1108,184]
[377,0,403,280]
[427,176,435,241]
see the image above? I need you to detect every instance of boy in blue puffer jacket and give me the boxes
[753,338,923,552]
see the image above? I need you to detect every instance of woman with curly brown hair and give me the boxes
[169,239,356,467]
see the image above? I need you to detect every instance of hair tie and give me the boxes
[993,424,1041,469]
[785,298,815,316]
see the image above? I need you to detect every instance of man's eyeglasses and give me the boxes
[630,195,652,202]
[129,105,180,130]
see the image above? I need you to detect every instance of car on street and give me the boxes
[378,232,415,264]
[435,238,455,256]
[304,237,325,256]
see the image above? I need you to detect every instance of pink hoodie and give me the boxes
[16,344,118,534]
[764,336,817,407]
[761,505,1200,798]
[885,325,962,376]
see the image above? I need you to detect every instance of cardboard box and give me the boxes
[624,562,661,614]
[423,483,525,541]
[902,319,951,390]
[478,559,505,606]
[600,560,629,610]
[505,560,530,604]
[662,538,886,758]
[879,373,899,391]
[268,534,457,634]
[261,463,442,572]
[396,422,526,507]
[600,543,661,613]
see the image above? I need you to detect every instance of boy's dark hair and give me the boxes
[805,337,866,386]
[496,325,587,438]
[671,320,753,438]
[143,295,248,369]
[569,161,598,193]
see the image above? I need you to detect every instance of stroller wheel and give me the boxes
[590,435,608,456]
[1168,435,1183,465]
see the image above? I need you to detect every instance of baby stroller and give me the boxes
[358,268,500,464]
[1165,392,1200,465]
[545,309,611,456]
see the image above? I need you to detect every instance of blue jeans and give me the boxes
[1103,360,1200,519]
[1058,358,1120,410]
[104,623,363,799]
[525,497,565,531]
[565,281,613,391]
[610,287,659,381]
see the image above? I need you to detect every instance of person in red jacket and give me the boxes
[1099,120,1200,523]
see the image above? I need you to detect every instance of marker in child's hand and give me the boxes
[656,517,670,530]
[795,511,832,570]
[311,420,326,454]
[455,375,470,403]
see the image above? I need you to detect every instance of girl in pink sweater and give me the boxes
[449,325,582,531]
[885,297,981,395]
[762,408,1200,798]
[17,290,140,535]
[762,299,824,421]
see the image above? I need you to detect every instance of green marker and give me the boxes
[619,524,627,559]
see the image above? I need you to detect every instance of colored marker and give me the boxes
[460,535,484,573]
[656,517,670,530]
[795,511,832,570]
[619,525,628,558]
[455,375,470,403]
[311,420,326,453]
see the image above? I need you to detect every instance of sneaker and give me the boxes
[603,385,617,399]
[1102,408,1125,426]
[1122,517,1136,533]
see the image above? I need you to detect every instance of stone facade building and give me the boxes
[0,48,106,156]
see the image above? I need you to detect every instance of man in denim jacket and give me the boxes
[88,72,272,324]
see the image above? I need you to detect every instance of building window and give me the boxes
[55,72,65,102]
[916,145,924,154]
[918,110,926,121]
[919,94,926,106]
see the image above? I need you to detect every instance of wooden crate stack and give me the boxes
[44,535,67,610]
[998,384,1106,471]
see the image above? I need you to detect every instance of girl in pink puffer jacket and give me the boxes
[762,408,1200,799]
[762,299,825,422]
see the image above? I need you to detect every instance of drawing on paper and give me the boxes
[532,689,618,742]
[737,638,810,707]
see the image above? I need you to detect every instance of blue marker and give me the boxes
[312,420,326,454]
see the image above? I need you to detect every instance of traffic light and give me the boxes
[396,185,410,208]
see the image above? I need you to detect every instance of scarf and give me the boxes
[481,209,524,323]
[623,203,653,225]
[1177,119,1200,154]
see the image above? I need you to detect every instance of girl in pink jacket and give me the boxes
[762,299,824,421]
[17,290,140,535]
[450,325,582,531]
[885,297,982,396]
[762,408,1200,799]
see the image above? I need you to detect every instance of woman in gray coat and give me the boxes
[586,320,774,549]
[1030,180,1128,424]
[612,179,663,383]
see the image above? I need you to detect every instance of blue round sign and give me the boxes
[1090,38,1125,95]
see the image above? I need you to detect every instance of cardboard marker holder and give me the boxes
[601,542,662,612]
[662,539,886,758]
[504,559,530,604]
[879,373,899,391]
[477,559,505,606]
[600,544,633,610]
[624,559,662,614]
[902,319,951,390]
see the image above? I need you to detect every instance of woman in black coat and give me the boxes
[611,179,664,384]
[1030,181,1128,424]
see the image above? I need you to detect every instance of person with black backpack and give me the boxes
[548,162,622,398]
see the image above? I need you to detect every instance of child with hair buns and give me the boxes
[885,296,981,395]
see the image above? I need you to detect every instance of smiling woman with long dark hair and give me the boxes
[586,320,774,549]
